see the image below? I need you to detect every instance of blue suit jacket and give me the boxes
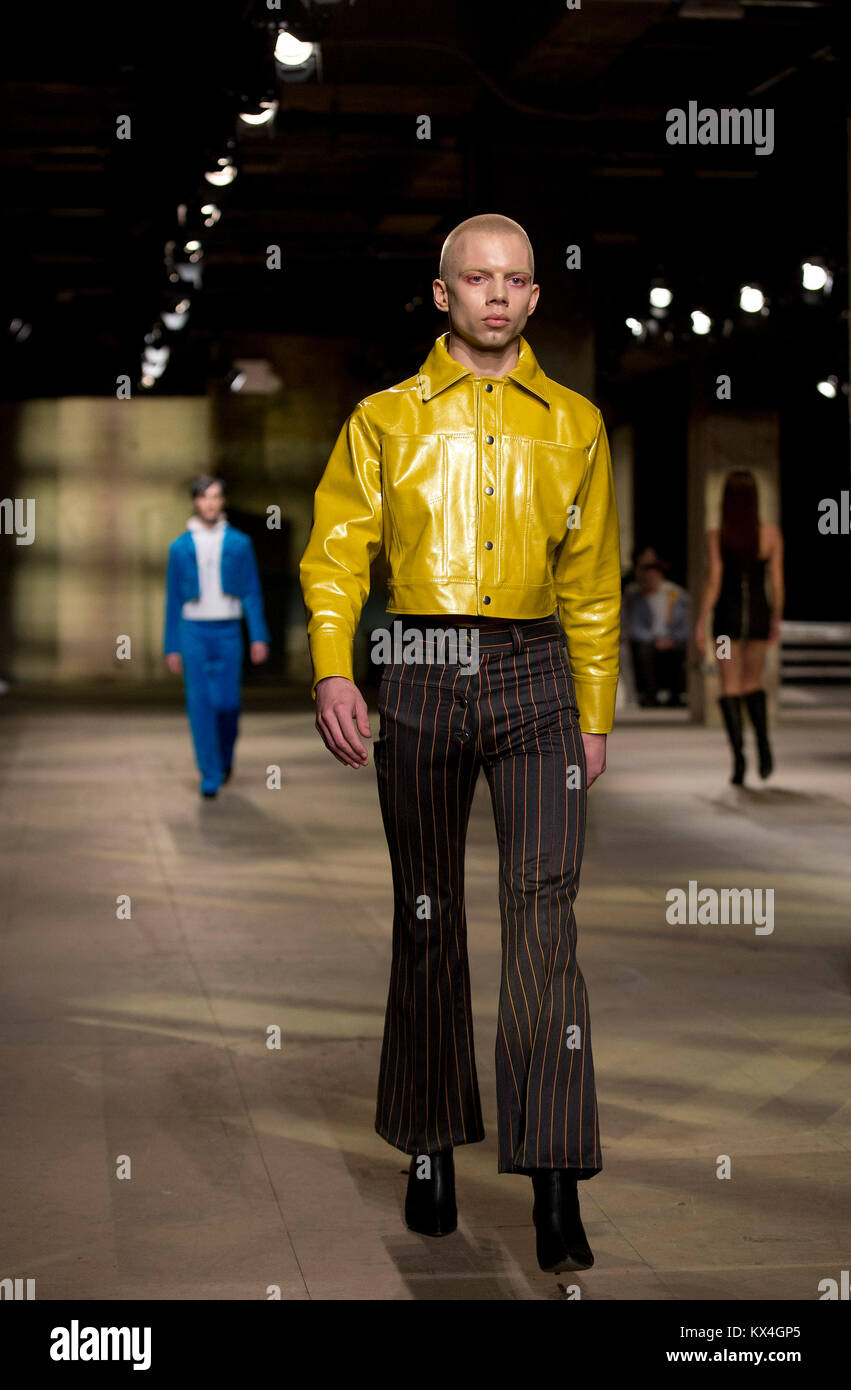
[164,524,270,654]
[623,582,689,645]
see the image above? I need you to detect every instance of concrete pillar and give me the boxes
[610,422,635,577]
[10,396,212,683]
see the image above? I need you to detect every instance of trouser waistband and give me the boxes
[180,617,243,629]
[384,613,564,654]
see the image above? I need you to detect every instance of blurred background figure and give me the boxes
[695,469,784,784]
[623,548,689,708]
[164,476,269,798]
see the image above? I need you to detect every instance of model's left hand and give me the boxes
[582,732,607,786]
[250,642,270,665]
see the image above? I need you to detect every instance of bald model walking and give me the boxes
[299,213,621,1272]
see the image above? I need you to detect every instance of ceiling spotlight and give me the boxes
[816,376,838,399]
[739,284,765,313]
[274,30,315,66]
[162,295,191,332]
[239,100,278,126]
[690,309,712,335]
[274,27,319,81]
[649,282,673,309]
[200,203,221,227]
[165,240,203,289]
[801,259,832,294]
[142,345,170,379]
[9,317,32,342]
[140,374,155,390]
[229,371,247,393]
[204,158,237,187]
[625,317,645,338]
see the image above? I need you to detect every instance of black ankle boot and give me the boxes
[718,695,745,785]
[530,1169,594,1273]
[743,688,773,779]
[405,1147,457,1236]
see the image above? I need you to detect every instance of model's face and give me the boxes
[194,483,225,523]
[433,231,539,351]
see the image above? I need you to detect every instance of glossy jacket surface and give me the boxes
[299,331,621,732]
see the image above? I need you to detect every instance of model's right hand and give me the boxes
[166,652,182,675]
[315,676,372,768]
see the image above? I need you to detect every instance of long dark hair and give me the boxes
[719,470,759,558]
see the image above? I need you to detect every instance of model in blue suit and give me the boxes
[164,477,269,797]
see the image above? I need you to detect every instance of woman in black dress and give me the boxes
[695,469,784,784]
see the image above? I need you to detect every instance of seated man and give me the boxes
[623,555,689,707]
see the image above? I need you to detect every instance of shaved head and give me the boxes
[439,214,534,283]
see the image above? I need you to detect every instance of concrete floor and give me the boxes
[0,698,848,1301]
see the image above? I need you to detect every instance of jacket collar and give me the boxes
[417,331,550,407]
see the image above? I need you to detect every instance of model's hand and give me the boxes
[166,652,182,676]
[315,676,371,767]
[655,636,674,651]
[250,641,269,665]
[582,732,607,786]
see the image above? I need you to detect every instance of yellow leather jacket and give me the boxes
[299,331,621,733]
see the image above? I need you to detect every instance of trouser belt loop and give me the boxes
[510,621,525,654]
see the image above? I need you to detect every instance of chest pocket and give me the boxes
[382,434,455,580]
[527,440,589,548]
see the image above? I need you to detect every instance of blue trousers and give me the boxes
[180,618,243,794]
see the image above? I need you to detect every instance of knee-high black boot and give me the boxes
[743,688,773,779]
[718,695,745,785]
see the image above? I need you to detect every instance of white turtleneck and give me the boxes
[181,515,243,621]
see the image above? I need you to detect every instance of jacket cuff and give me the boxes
[573,677,618,735]
[247,619,270,646]
[309,629,355,700]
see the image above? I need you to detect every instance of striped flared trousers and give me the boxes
[372,613,602,1178]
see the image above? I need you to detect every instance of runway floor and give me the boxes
[0,698,848,1301]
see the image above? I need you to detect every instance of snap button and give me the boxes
[485,434,494,444]
[483,595,491,604]
[484,541,493,549]
[484,485,494,495]
[485,383,493,392]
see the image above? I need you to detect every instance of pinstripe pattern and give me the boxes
[373,614,602,1177]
